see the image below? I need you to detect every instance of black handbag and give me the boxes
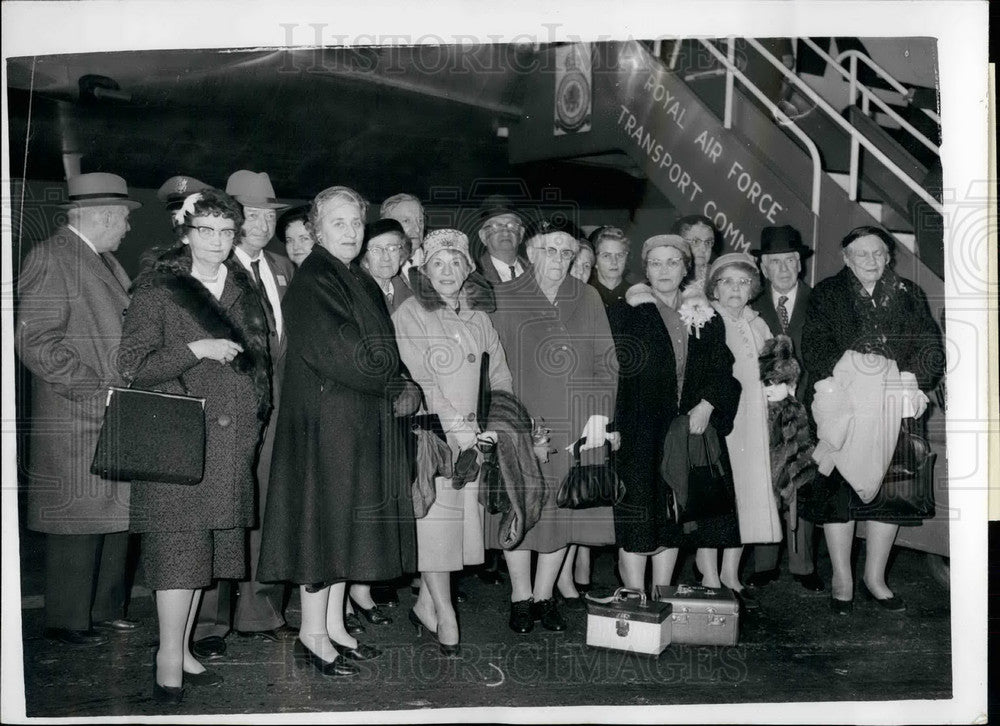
[849,420,937,521]
[90,386,207,485]
[556,438,625,509]
[679,427,736,523]
[478,438,511,515]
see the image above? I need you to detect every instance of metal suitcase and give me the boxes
[585,588,673,656]
[654,584,740,646]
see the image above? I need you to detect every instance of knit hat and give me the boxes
[759,335,800,386]
[420,228,475,268]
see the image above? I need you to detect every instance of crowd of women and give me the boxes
[115,178,944,703]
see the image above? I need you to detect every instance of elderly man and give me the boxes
[17,173,140,646]
[380,192,425,259]
[589,226,633,307]
[476,197,529,284]
[747,224,824,593]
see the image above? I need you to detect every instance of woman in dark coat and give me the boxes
[608,235,741,596]
[118,189,270,702]
[800,226,944,615]
[258,186,418,676]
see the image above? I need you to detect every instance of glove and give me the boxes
[573,414,609,452]
[687,400,714,435]
[392,379,422,417]
[451,427,478,451]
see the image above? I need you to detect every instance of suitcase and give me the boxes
[585,588,673,656]
[653,584,740,646]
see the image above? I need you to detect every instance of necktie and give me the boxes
[777,295,790,332]
[386,288,394,308]
[509,265,517,280]
[250,259,273,314]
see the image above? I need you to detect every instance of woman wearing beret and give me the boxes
[607,235,742,595]
[705,252,783,606]
[800,226,944,615]
[392,229,514,655]
[258,186,419,676]
[118,189,271,703]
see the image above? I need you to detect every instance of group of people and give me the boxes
[16,169,944,705]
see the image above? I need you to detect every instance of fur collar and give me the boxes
[407,266,496,313]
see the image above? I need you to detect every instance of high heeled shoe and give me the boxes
[183,669,223,687]
[408,608,437,637]
[860,582,907,612]
[330,640,381,661]
[292,639,360,677]
[152,680,184,705]
[352,601,393,626]
[344,612,365,636]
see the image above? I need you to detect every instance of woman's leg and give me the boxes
[412,572,437,630]
[155,589,196,688]
[556,545,580,598]
[862,521,900,599]
[650,548,680,592]
[349,583,375,610]
[824,521,857,601]
[618,549,648,592]
[182,589,206,674]
[299,585,339,662]
[696,548,721,588]
[325,582,356,647]
[575,546,592,586]
[531,548,567,601]
[720,547,744,591]
[422,571,458,646]
[504,550,533,602]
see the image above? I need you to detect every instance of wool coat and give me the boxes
[488,272,619,551]
[17,227,132,535]
[258,245,416,585]
[751,280,812,402]
[117,250,271,535]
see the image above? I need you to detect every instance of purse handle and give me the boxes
[690,429,724,478]
[613,587,647,605]
[571,436,615,466]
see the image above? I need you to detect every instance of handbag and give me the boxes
[478,438,510,515]
[679,427,736,523]
[90,386,207,485]
[850,419,936,521]
[556,438,625,509]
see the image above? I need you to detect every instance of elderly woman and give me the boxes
[490,217,619,634]
[569,240,595,283]
[118,189,271,703]
[673,214,722,291]
[258,186,418,676]
[706,253,783,605]
[800,226,944,615]
[276,205,314,267]
[608,236,742,595]
[392,229,514,655]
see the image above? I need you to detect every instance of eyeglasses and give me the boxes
[848,249,888,262]
[537,246,576,261]
[186,225,237,241]
[717,277,753,289]
[483,221,523,234]
[647,258,684,270]
[368,244,403,258]
[685,237,714,248]
[597,252,628,262]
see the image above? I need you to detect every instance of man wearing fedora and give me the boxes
[476,197,530,285]
[16,172,140,646]
[748,224,825,593]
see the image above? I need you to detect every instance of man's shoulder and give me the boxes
[264,249,295,276]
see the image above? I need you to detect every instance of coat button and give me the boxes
[217,415,232,427]
[467,412,476,421]
[467,353,476,363]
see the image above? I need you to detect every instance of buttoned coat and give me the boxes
[751,280,812,401]
[17,227,132,534]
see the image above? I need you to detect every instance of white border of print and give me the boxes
[1,1,990,724]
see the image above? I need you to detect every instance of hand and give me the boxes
[393,379,422,417]
[606,431,622,451]
[478,430,498,445]
[687,400,714,435]
[452,428,478,451]
[533,443,555,463]
[188,338,243,364]
[912,390,929,419]
[573,414,610,452]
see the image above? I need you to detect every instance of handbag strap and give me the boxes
[571,437,615,467]
[691,431,724,477]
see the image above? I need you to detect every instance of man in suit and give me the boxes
[476,197,529,285]
[380,192,425,260]
[748,224,825,592]
[16,173,141,646]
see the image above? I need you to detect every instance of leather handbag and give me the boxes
[850,419,936,521]
[556,438,625,510]
[90,386,207,485]
[478,438,511,515]
[679,427,736,523]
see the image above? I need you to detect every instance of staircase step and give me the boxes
[859,200,883,221]
[891,231,916,254]
[828,172,852,195]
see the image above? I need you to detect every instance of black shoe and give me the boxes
[792,572,826,592]
[93,618,140,632]
[183,669,223,687]
[408,608,437,637]
[331,640,381,661]
[747,569,780,587]
[732,588,760,611]
[830,597,854,615]
[555,588,587,610]
[344,613,365,636]
[860,583,907,612]
[455,589,468,605]
[43,628,107,647]
[371,585,400,608]
[152,680,184,705]
[354,603,393,626]
[509,599,534,634]
[292,639,359,677]
[439,641,461,658]
[531,598,567,631]
[191,635,227,660]
[573,580,592,595]
[478,569,503,585]
[236,624,298,642]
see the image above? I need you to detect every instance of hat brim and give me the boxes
[233,196,290,210]
[60,198,142,210]
[750,247,814,260]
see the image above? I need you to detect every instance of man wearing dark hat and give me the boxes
[16,172,140,646]
[476,197,529,285]
[747,224,824,593]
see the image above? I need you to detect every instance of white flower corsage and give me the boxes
[171,192,204,226]
[677,285,715,338]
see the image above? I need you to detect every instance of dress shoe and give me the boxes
[478,569,503,585]
[331,640,381,661]
[292,639,359,677]
[408,608,437,637]
[44,628,107,647]
[792,572,826,592]
[573,580,592,595]
[354,603,392,626]
[236,624,298,642]
[152,680,184,705]
[508,599,534,634]
[732,588,760,611]
[191,635,227,660]
[344,613,365,636]
[860,583,907,612]
[183,669,223,687]
[94,618,139,632]
[747,569,780,587]
[830,597,854,616]
[555,589,587,610]
[454,589,468,605]
[371,585,400,608]
[531,598,567,631]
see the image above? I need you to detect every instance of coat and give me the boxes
[258,245,416,585]
[489,272,619,551]
[751,280,812,401]
[478,251,530,286]
[17,227,133,534]
[117,250,271,534]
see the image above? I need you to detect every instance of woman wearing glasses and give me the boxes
[118,189,272,703]
[673,214,723,292]
[705,252,783,608]
[490,217,619,634]
[589,226,633,307]
[800,226,944,615]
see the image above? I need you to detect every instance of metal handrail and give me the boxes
[697,38,823,217]
[798,39,940,156]
[741,37,943,214]
[835,48,941,125]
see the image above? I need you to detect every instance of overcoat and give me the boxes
[117,250,270,534]
[488,272,619,551]
[17,227,132,534]
[258,245,416,585]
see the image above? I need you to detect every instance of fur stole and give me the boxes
[408,266,497,313]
